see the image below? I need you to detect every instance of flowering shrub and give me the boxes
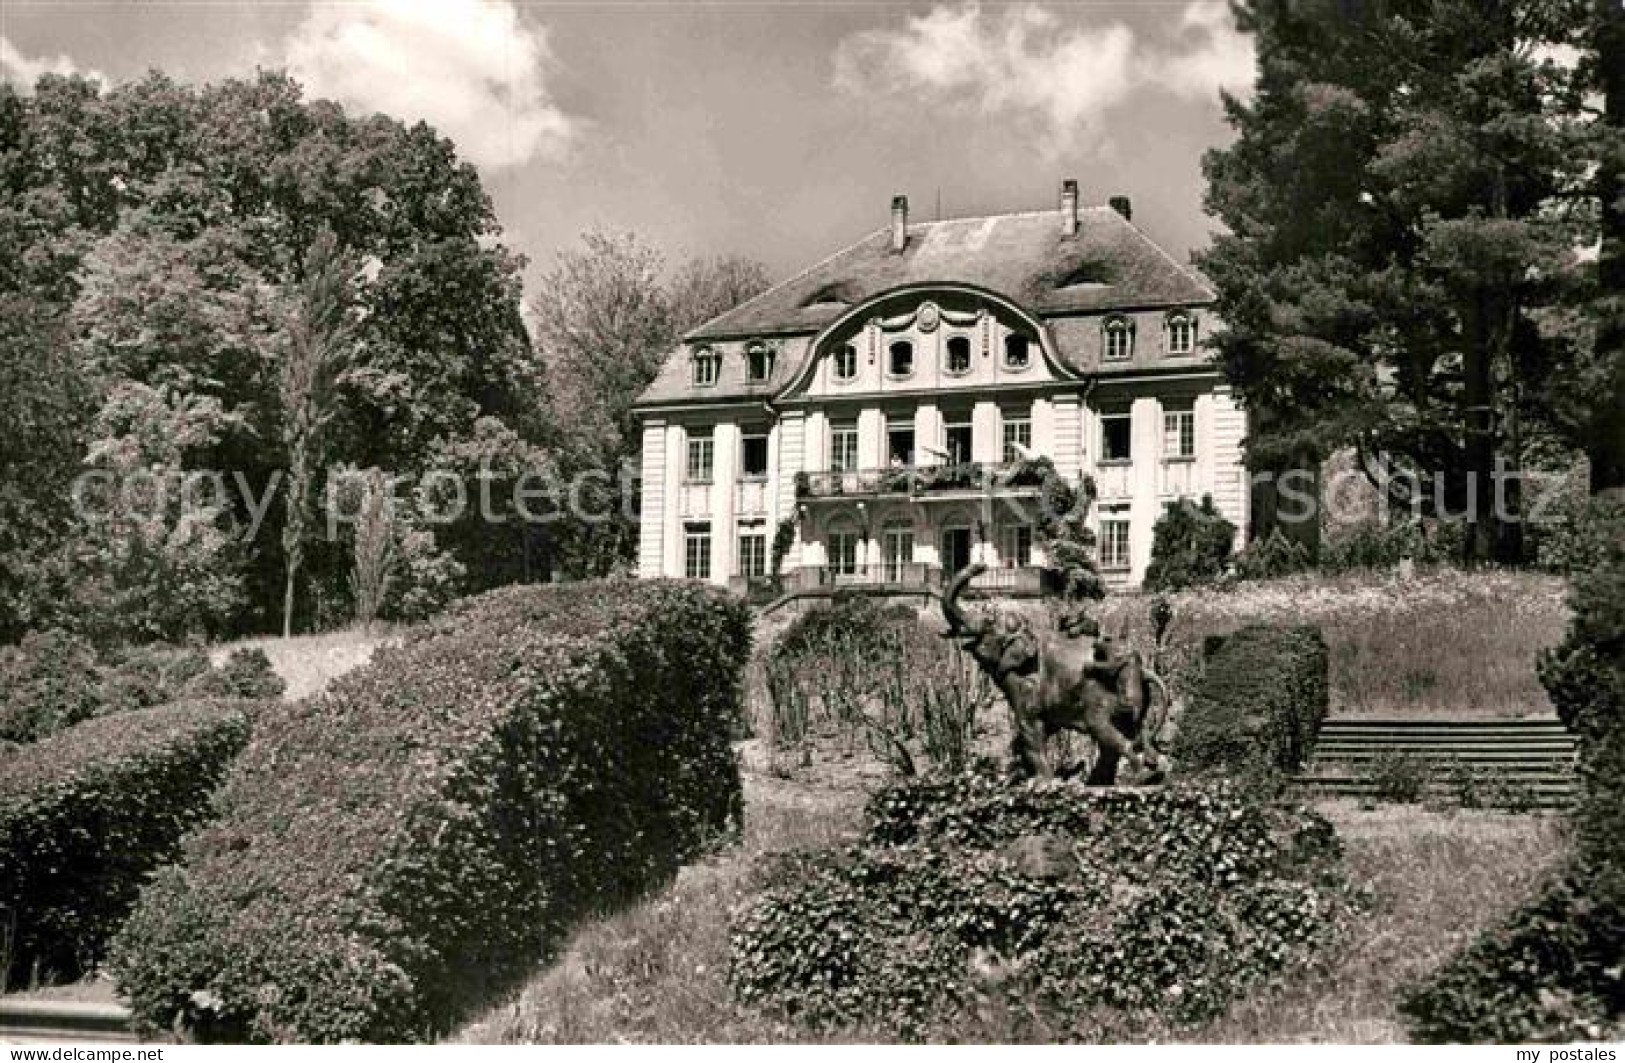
[730,773,1352,1038]
[111,580,750,1043]
[0,700,253,985]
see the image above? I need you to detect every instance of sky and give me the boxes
[0,0,1256,294]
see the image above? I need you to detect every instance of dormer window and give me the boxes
[692,347,720,387]
[746,342,775,382]
[1166,311,1196,355]
[945,335,972,375]
[1103,316,1134,362]
[1004,334,1031,370]
[888,340,914,378]
[832,343,857,382]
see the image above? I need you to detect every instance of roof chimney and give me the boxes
[1109,195,1133,222]
[1060,179,1079,237]
[890,194,909,253]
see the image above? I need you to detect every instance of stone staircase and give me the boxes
[1296,716,1579,809]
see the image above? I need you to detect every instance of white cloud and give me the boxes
[285,0,576,170]
[0,37,105,90]
[833,2,1254,148]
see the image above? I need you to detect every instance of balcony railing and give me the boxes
[795,460,1055,501]
[784,563,1049,596]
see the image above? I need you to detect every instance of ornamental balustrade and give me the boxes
[794,459,1055,500]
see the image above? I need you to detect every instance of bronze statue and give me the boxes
[937,562,1169,784]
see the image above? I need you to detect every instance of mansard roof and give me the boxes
[686,205,1213,341]
[633,201,1217,411]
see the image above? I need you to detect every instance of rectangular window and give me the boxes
[882,527,914,582]
[944,419,973,465]
[830,424,859,472]
[737,525,767,578]
[1100,411,1132,463]
[887,421,915,467]
[1163,407,1195,459]
[1167,314,1196,355]
[684,523,712,580]
[1104,320,1134,361]
[1000,525,1033,568]
[686,433,714,482]
[828,531,859,576]
[1099,514,1131,571]
[741,433,769,478]
[1003,416,1032,462]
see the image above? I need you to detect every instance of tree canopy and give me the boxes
[1201,0,1625,560]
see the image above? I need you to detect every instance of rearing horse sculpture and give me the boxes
[938,563,1169,784]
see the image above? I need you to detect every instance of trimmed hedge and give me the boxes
[730,773,1353,1038]
[1401,505,1625,1043]
[1173,624,1329,788]
[0,700,253,985]
[111,580,751,1043]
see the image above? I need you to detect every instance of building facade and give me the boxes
[633,182,1248,594]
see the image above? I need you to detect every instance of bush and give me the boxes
[2,637,286,747]
[1533,493,1624,577]
[99,643,213,715]
[178,648,286,701]
[1232,528,1313,581]
[1362,749,1431,804]
[1401,872,1623,1042]
[111,580,750,1043]
[729,773,1354,1038]
[1319,518,1462,573]
[1144,495,1236,591]
[1172,624,1329,790]
[1403,502,1625,1041]
[0,630,103,744]
[0,700,253,987]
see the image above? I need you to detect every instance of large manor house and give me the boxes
[633,181,1249,594]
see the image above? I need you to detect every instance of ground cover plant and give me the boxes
[110,580,751,1043]
[0,700,254,989]
[727,773,1356,1039]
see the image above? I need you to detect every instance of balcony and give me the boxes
[783,563,1049,597]
[795,460,1054,501]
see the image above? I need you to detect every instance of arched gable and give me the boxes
[775,283,1078,402]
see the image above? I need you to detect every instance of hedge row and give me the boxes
[111,579,752,1043]
[1402,500,1625,1043]
[0,700,254,985]
[1173,624,1329,788]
